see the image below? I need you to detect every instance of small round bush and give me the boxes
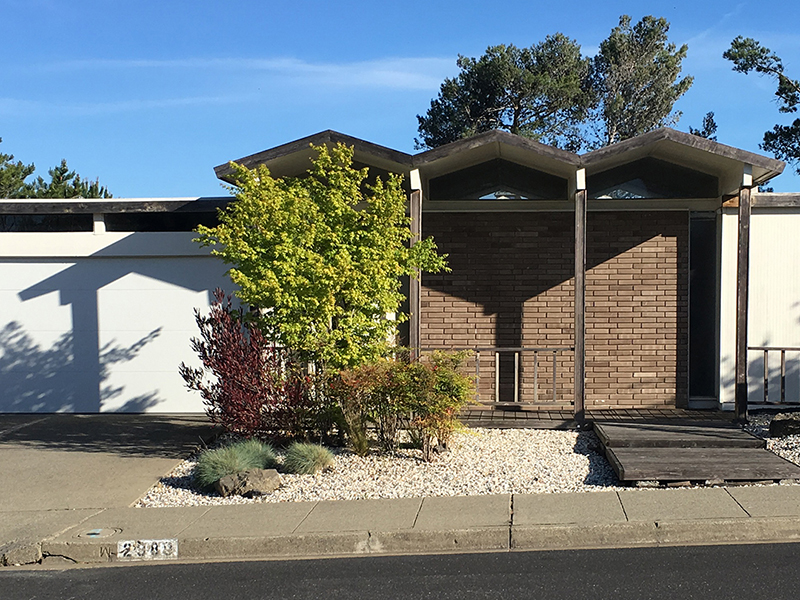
[194,439,277,490]
[282,442,335,475]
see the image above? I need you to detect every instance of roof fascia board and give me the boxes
[581,128,785,183]
[214,130,413,182]
[413,130,580,180]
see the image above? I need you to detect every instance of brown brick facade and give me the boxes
[421,211,689,409]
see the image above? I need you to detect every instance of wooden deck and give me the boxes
[460,407,735,430]
[594,421,800,483]
[461,406,800,484]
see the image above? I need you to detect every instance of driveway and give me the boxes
[0,414,216,511]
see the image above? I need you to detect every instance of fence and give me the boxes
[421,346,574,406]
[748,346,800,405]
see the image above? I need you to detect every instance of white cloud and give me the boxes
[39,56,456,91]
[0,94,255,117]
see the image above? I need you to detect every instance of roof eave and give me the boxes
[214,130,414,183]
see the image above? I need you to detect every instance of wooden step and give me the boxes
[607,447,800,482]
[594,422,764,449]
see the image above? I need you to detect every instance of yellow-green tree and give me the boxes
[197,143,447,369]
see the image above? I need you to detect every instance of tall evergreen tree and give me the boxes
[724,36,800,175]
[415,35,595,151]
[416,16,693,151]
[590,15,693,147]
[28,159,111,199]
[0,139,35,198]
[0,140,111,199]
[689,112,718,140]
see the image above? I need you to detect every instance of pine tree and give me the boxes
[416,35,595,151]
[0,138,35,198]
[28,159,111,199]
[590,15,693,147]
[724,36,800,175]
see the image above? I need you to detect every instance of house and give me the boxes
[0,129,796,417]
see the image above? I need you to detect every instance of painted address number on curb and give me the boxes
[117,539,178,561]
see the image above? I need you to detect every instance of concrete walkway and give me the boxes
[4,415,800,567]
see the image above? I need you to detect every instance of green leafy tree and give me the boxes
[689,111,718,140]
[415,35,595,151]
[724,36,800,175]
[590,15,693,147]
[196,143,448,369]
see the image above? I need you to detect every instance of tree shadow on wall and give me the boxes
[0,321,163,413]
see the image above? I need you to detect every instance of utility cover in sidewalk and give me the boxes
[77,528,121,539]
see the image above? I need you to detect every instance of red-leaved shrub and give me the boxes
[179,289,318,438]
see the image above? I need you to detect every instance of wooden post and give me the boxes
[574,169,587,423]
[409,188,422,360]
[735,175,752,422]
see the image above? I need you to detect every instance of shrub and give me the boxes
[328,350,474,461]
[326,360,399,455]
[179,289,324,438]
[282,442,335,475]
[194,439,277,490]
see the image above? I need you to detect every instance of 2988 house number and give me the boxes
[117,539,178,561]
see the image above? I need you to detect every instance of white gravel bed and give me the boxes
[745,411,800,467]
[135,428,624,507]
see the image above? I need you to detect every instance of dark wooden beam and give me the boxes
[0,198,231,214]
[724,193,800,208]
[574,187,587,422]
[409,190,422,360]
[735,185,752,422]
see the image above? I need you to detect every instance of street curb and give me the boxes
[38,518,800,565]
[42,528,511,564]
[512,517,800,551]
[1,541,43,567]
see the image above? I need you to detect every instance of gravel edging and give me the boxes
[136,413,800,508]
[135,428,624,507]
[745,410,800,465]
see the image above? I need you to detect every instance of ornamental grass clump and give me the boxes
[194,439,277,490]
[282,442,335,475]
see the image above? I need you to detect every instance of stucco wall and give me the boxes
[0,232,231,413]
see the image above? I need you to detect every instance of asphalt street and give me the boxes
[3,543,799,600]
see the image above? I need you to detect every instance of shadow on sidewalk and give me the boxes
[0,414,218,459]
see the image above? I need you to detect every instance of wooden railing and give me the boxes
[748,346,800,404]
[421,346,574,405]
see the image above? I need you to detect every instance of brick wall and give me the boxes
[421,211,688,409]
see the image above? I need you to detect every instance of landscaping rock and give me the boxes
[214,469,282,498]
[769,413,800,438]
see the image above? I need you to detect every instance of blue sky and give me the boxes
[2,0,799,197]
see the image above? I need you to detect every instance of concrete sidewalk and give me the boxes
[4,415,800,567]
[25,486,800,565]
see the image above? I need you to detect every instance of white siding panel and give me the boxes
[0,252,231,413]
[720,208,800,407]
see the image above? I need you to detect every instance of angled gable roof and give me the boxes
[413,129,580,180]
[582,128,785,196]
[215,127,786,198]
[213,130,413,183]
